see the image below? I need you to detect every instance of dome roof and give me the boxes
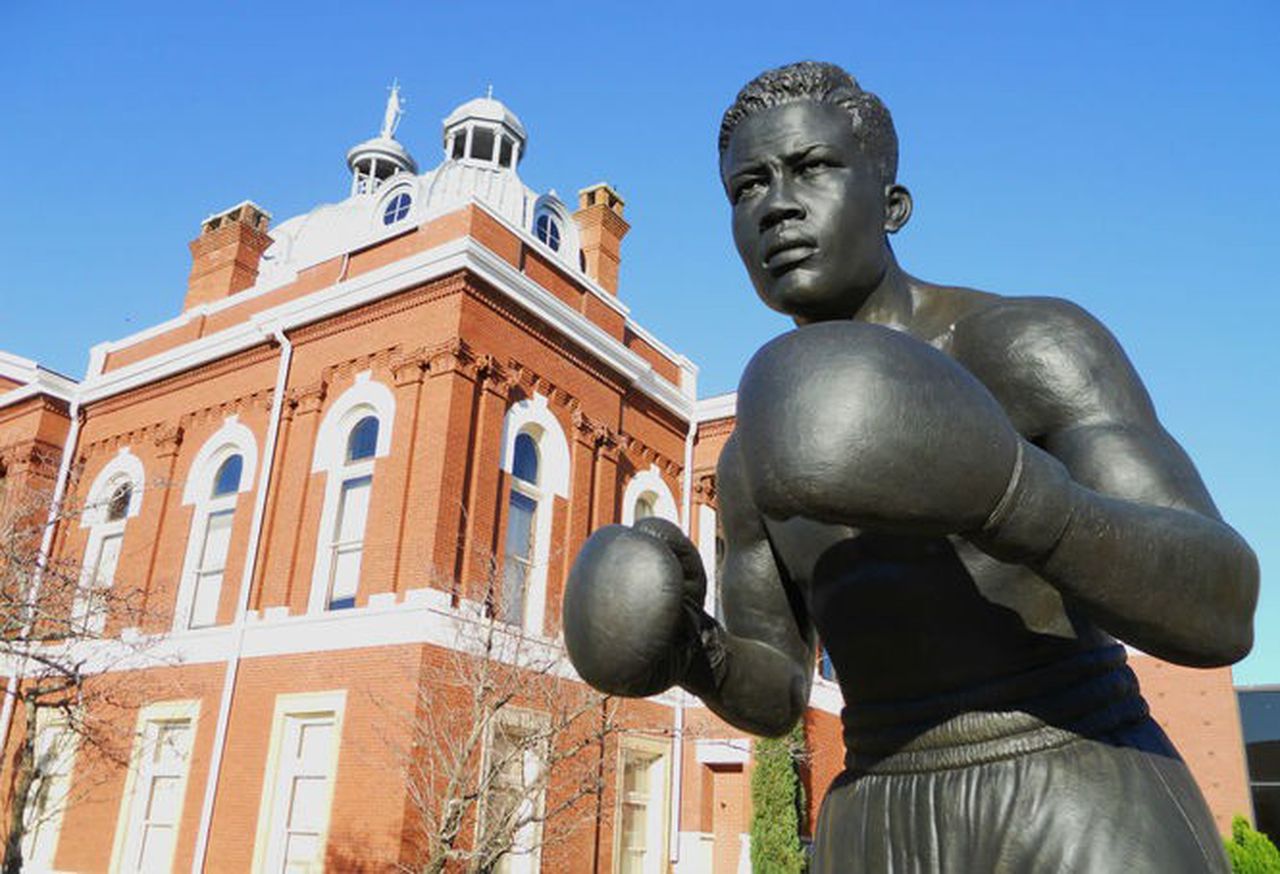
[346,135,418,175]
[443,97,526,142]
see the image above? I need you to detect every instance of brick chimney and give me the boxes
[573,183,629,295]
[183,201,272,311]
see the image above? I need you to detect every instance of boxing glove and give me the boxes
[563,517,708,697]
[736,320,1021,535]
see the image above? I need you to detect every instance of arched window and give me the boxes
[382,192,411,226]
[177,419,257,631]
[534,213,561,252]
[621,467,678,526]
[213,455,243,497]
[633,495,656,521]
[327,416,378,611]
[346,416,379,462]
[107,483,132,523]
[75,451,145,634]
[309,374,395,615]
[498,395,570,635]
[503,432,541,626]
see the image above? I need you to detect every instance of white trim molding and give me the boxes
[308,373,395,614]
[250,690,347,874]
[80,449,145,528]
[310,371,396,473]
[107,698,201,874]
[621,465,680,526]
[499,394,570,499]
[180,416,258,505]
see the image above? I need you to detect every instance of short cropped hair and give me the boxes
[719,61,898,186]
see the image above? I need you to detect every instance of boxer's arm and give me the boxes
[683,433,816,737]
[956,298,1258,666]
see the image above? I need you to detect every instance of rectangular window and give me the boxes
[253,693,345,874]
[485,716,544,874]
[22,718,75,869]
[328,476,371,610]
[501,492,536,626]
[190,510,233,628]
[74,531,122,632]
[110,701,200,874]
[614,740,670,874]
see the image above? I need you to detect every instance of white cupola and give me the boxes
[441,88,527,169]
[346,82,418,196]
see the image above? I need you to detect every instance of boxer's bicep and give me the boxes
[717,433,815,671]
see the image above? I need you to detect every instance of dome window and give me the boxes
[382,192,411,226]
[535,213,561,252]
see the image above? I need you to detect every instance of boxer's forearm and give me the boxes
[679,612,812,738]
[974,442,1258,666]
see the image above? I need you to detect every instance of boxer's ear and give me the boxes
[884,184,913,234]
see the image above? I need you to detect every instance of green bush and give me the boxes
[1225,814,1280,873]
[750,721,808,874]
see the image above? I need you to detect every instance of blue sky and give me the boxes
[1,2,1276,682]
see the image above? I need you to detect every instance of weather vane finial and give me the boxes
[486,83,493,100]
[381,79,404,139]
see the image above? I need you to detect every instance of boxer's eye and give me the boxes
[732,178,767,203]
[799,159,836,176]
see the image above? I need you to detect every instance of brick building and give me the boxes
[0,88,1255,873]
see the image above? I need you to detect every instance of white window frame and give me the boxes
[620,465,679,527]
[529,194,581,270]
[480,709,548,874]
[108,699,201,874]
[613,736,672,874]
[21,711,78,870]
[498,395,570,636]
[174,417,258,630]
[250,691,346,874]
[75,450,144,634]
[308,373,395,615]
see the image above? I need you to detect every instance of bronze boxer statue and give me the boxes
[564,62,1258,872]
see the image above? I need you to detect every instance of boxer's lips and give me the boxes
[763,239,818,273]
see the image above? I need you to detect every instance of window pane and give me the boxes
[107,482,131,521]
[199,510,234,572]
[288,776,329,831]
[501,560,527,627]
[330,477,371,608]
[499,136,514,167]
[335,477,372,543]
[137,823,175,872]
[213,454,242,497]
[145,776,182,822]
[512,433,538,484]
[94,533,123,588]
[296,721,334,772]
[451,134,465,159]
[505,492,536,560]
[284,832,320,865]
[346,415,379,461]
[471,126,495,161]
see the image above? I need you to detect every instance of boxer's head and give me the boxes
[720,62,911,321]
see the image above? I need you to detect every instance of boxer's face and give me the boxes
[722,101,890,321]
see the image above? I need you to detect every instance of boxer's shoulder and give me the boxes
[948,296,1142,436]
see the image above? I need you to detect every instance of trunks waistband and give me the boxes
[841,645,1148,774]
